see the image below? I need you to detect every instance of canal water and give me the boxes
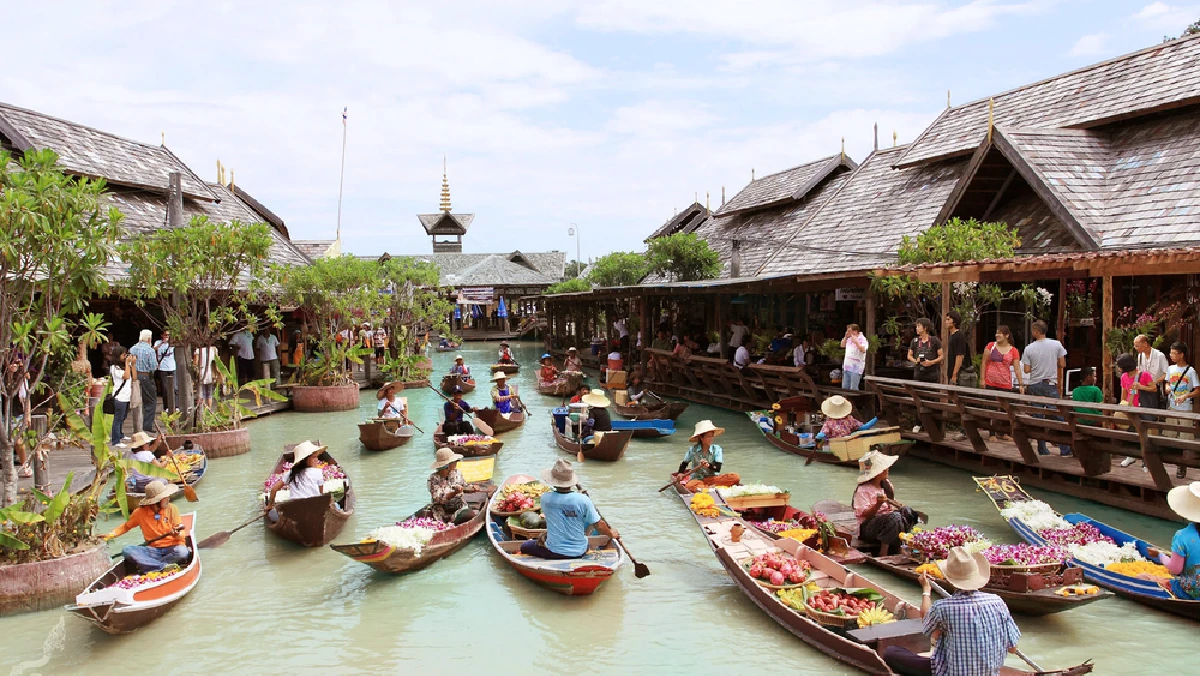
[1,341,1192,674]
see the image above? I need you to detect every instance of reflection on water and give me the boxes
[0,341,1193,673]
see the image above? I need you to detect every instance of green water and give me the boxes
[1,341,1193,674]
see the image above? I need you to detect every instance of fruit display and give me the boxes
[689,493,720,517]
[496,492,538,513]
[1106,561,1170,577]
[495,481,549,513]
[448,434,498,446]
[855,605,896,628]
[804,588,886,619]
[112,564,185,590]
[499,481,549,499]
[744,551,811,586]
[518,511,547,530]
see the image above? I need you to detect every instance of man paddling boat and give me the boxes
[491,371,518,416]
[563,346,583,373]
[519,460,619,559]
[101,480,189,572]
[497,341,515,365]
[443,387,475,435]
[449,355,471,380]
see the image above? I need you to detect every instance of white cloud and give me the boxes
[1069,33,1109,57]
[1136,2,1172,19]
[1131,2,1200,33]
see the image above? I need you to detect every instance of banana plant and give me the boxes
[209,356,287,428]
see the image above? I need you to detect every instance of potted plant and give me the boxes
[161,356,285,457]
[1066,279,1098,326]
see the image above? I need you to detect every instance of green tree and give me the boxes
[118,217,280,428]
[645,233,721,282]
[545,278,591,294]
[897,217,1021,265]
[587,251,648,287]
[378,256,453,382]
[564,259,585,279]
[0,150,123,506]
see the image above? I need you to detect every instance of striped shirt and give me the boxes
[923,591,1020,676]
[129,342,158,374]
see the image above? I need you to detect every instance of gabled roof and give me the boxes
[0,101,216,200]
[646,202,710,241]
[360,250,565,287]
[231,184,289,238]
[717,154,857,216]
[293,240,340,259]
[418,212,475,235]
[897,34,1200,168]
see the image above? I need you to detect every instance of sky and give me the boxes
[2,1,1197,262]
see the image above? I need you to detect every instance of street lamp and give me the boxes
[568,223,582,278]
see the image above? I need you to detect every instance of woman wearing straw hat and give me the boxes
[563,347,583,373]
[882,546,1022,676]
[491,371,518,417]
[818,395,863,442]
[427,448,475,524]
[580,389,613,442]
[1143,481,1200,599]
[853,450,919,556]
[101,479,190,572]
[449,355,471,380]
[519,459,619,559]
[378,382,410,422]
[676,420,740,490]
[266,441,329,506]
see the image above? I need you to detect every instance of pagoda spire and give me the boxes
[439,156,452,213]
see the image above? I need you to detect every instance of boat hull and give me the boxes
[473,408,526,434]
[332,506,487,574]
[441,375,475,394]
[264,450,355,547]
[614,401,688,421]
[358,420,414,451]
[748,412,857,466]
[551,420,632,461]
[491,363,520,374]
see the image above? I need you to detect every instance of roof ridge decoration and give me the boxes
[716,153,857,217]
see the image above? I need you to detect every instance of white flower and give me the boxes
[1000,500,1070,531]
[1037,288,1053,305]
[1067,540,1144,566]
[953,282,978,295]
[717,484,788,498]
[367,525,437,556]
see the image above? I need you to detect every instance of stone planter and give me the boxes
[166,426,252,458]
[0,543,112,615]
[292,384,360,412]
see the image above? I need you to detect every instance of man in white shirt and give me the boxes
[613,318,630,352]
[230,328,255,385]
[729,319,749,349]
[793,336,808,368]
[154,330,177,415]
[734,343,751,370]
[256,331,281,385]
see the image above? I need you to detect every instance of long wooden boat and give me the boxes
[614,400,688,421]
[611,418,676,439]
[538,371,585,397]
[433,424,503,456]
[441,374,475,394]
[491,362,520,374]
[358,419,415,451]
[123,448,208,513]
[977,475,1200,621]
[264,448,356,547]
[485,474,623,595]
[675,486,1092,675]
[551,419,633,461]
[474,407,526,434]
[331,491,492,573]
[67,513,201,634]
[746,411,857,467]
[435,345,459,353]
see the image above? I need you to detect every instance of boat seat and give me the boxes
[847,618,928,653]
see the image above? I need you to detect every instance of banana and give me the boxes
[856,605,896,628]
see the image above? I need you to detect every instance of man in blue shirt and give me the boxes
[128,329,158,434]
[443,387,474,436]
[519,460,619,559]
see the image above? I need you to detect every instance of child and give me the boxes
[1071,366,1104,426]
[1166,342,1200,478]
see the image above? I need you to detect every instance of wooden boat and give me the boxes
[732,502,867,566]
[491,362,520,374]
[264,448,356,547]
[977,475,1200,621]
[537,371,585,397]
[123,448,208,513]
[435,344,459,352]
[485,474,623,595]
[551,418,633,461]
[433,424,503,456]
[441,374,475,394]
[867,554,1112,616]
[358,419,415,451]
[746,411,857,467]
[474,407,527,434]
[614,400,688,421]
[331,490,492,573]
[67,513,201,634]
[610,418,676,439]
[675,486,1093,675]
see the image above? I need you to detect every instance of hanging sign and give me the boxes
[835,288,865,302]
[459,287,495,303]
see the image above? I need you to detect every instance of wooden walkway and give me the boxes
[16,442,101,497]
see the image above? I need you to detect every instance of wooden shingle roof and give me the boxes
[717,154,856,216]
[418,213,474,235]
[646,202,710,241]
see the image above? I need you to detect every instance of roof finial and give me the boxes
[706,191,710,212]
[216,159,221,184]
[947,90,951,108]
[751,168,755,181]
[987,97,995,144]
[874,123,879,152]
[893,130,898,147]
[840,137,845,161]
[161,131,165,146]
[721,186,726,206]
[230,169,235,192]
[439,155,452,213]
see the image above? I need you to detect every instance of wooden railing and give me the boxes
[867,376,1200,491]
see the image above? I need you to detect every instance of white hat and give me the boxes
[821,395,853,420]
[492,371,507,381]
[856,450,898,484]
[689,419,725,443]
[1168,481,1200,523]
[431,447,465,470]
[129,431,156,449]
[937,546,991,590]
[568,346,578,352]
[139,480,179,506]
[291,440,327,466]
[581,389,611,408]
[455,355,464,361]
[541,459,578,488]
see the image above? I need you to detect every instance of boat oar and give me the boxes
[427,386,494,436]
[154,422,198,502]
[576,483,649,578]
[925,577,1046,673]
[197,509,269,549]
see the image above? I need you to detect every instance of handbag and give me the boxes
[130,377,143,408]
[102,377,128,415]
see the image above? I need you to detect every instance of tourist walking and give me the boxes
[983,326,1024,440]
[255,330,281,385]
[908,318,943,384]
[128,329,158,434]
[108,348,134,446]
[1021,320,1067,455]
[1121,335,1170,468]
[840,324,868,390]
[1166,342,1199,478]
[230,327,255,385]
[945,311,973,387]
[153,330,177,415]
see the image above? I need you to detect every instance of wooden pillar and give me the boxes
[865,286,877,377]
[639,293,650,376]
[714,294,726,359]
[1056,277,1067,341]
[1101,275,1113,400]
[940,282,951,384]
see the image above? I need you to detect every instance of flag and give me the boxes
[342,107,347,125]
[497,296,508,318]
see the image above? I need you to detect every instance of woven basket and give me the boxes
[506,516,546,540]
[804,603,861,629]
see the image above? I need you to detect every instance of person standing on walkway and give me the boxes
[109,348,134,447]
[1021,320,1067,456]
[1120,334,1170,468]
[841,324,869,390]
[153,330,176,415]
[128,329,158,434]
[1165,342,1199,478]
[256,330,281,385]
[229,327,255,385]
[945,311,973,387]
[908,318,943,384]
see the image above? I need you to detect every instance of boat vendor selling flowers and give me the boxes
[564,346,583,373]
[1142,481,1200,599]
[101,480,189,572]
[853,450,921,556]
[491,371,518,416]
[675,420,740,491]
[882,546,1022,676]
[443,387,475,435]
[427,448,476,524]
[266,441,329,505]
[519,459,619,559]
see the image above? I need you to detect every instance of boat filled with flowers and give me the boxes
[433,426,504,457]
[262,446,355,547]
[332,502,490,574]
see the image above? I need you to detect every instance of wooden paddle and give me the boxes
[576,483,649,578]
[153,423,197,502]
[427,386,494,436]
[197,509,269,549]
[925,577,1046,673]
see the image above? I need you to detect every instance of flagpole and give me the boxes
[336,106,348,246]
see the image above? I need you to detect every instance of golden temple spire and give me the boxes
[439,156,452,213]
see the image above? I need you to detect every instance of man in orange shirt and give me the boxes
[102,480,190,572]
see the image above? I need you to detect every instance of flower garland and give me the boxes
[396,516,452,532]
[984,543,1065,566]
[998,500,1069,531]
[113,566,185,590]
[1038,523,1112,548]
[904,525,987,561]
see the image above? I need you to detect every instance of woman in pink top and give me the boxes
[852,451,921,556]
[1117,352,1154,407]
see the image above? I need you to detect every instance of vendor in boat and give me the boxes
[129,431,173,469]
[378,382,409,422]
[491,371,519,416]
[428,448,476,524]
[439,336,453,348]
[563,346,583,373]
[853,451,919,556]
[497,341,515,365]
[1144,481,1200,599]
[580,389,613,442]
[449,355,471,380]
[626,373,647,405]
[443,387,475,435]
[818,395,862,441]
[539,353,560,385]
[569,384,590,404]
[883,546,1021,676]
[676,420,740,489]
[101,480,189,572]
[519,459,619,559]
[266,441,328,505]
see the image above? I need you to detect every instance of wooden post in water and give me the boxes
[1101,275,1113,400]
[639,292,650,377]
[940,282,951,384]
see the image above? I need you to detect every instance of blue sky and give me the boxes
[3,1,1196,261]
